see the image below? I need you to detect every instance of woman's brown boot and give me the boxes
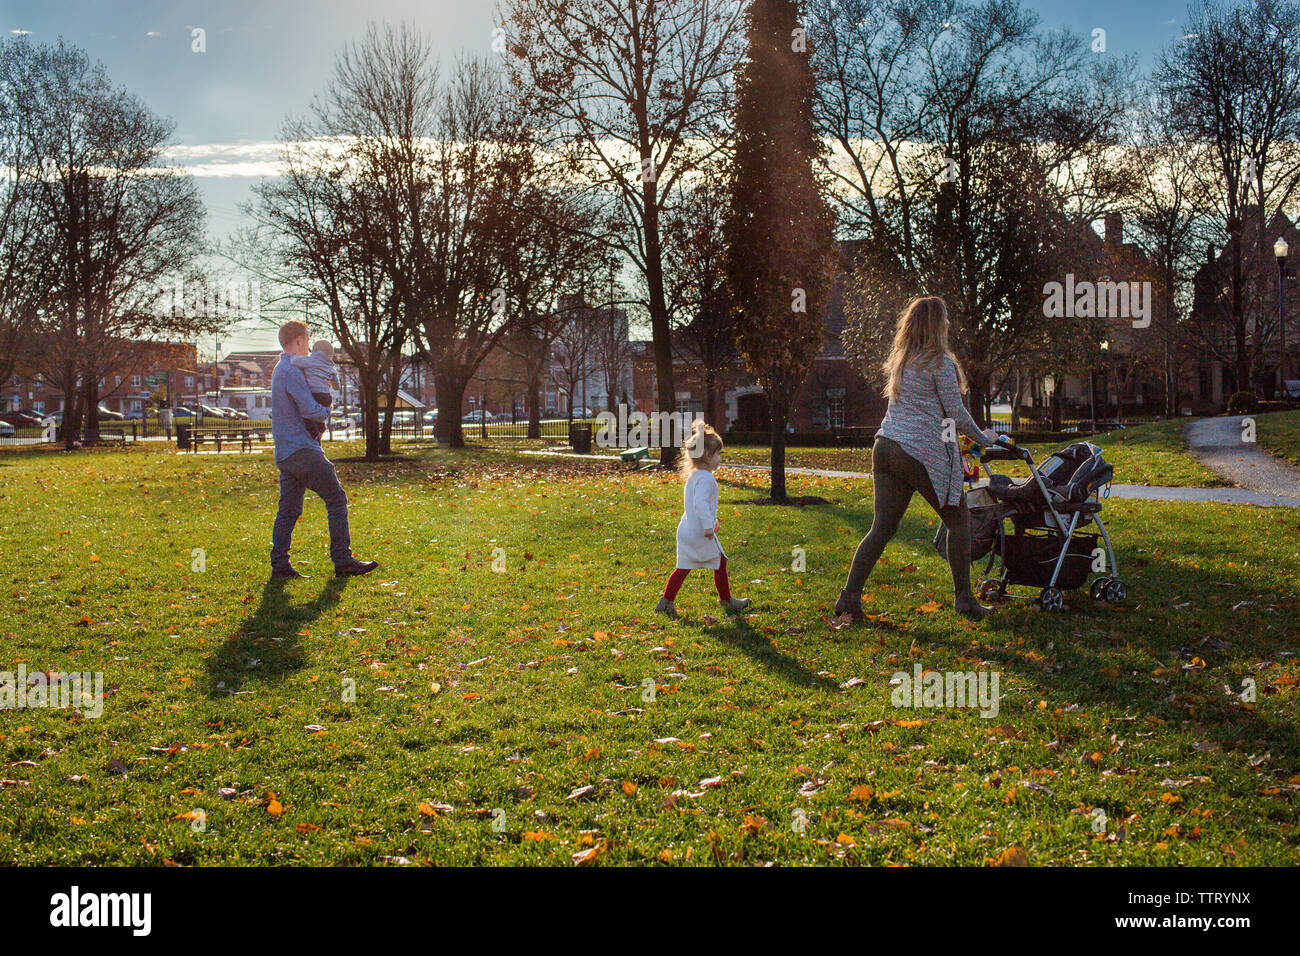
[834,588,865,619]
[954,594,993,620]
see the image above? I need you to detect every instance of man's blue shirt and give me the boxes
[271,353,331,463]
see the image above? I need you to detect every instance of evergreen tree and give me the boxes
[725,0,837,502]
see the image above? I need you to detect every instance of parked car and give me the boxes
[462,410,494,424]
[96,405,126,421]
[196,404,227,419]
[125,410,144,420]
[569,407,595,419]
[221,407,249,421]
[422,409,439,424]
[0,410,44,428]
[0,420,13,437]
[169,406,196,420]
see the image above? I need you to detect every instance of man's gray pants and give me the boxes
[271,446,352,571]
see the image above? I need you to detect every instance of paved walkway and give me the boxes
[1184,415,1300,499]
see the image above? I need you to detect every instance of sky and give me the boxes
[0,0,1200,354]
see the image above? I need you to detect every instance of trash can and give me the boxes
[176,423,191,450]
[571,424,592,454]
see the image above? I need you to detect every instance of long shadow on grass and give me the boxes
[817,492,1300,761]
[203,577,349,697]
[894,564,1300,763]
[705,615,839,692]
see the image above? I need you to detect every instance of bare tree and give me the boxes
[1156,0,1300,396]
[1,38,210,448]
[501,0,745,467]
[1124,87,1207,416]
[815,0,1133,421]
[588,282,633,414]
[0,45,54,390]
[663,159,737,427]
[550,300,597,425]
[243,52,410,461]
[496,178,613,437]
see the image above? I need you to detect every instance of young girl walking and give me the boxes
[655,420,751,619]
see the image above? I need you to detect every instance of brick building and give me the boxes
[630,241,885,436]
[2,341,200,418]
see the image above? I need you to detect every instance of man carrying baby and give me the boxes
[291,339,338,440]
[270,320,378,580]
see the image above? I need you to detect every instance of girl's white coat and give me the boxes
[676,468,724,570]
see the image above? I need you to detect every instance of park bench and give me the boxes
[620,446,653,471]
[186,425,270,453]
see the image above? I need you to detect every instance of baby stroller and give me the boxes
[936,436,1125,611]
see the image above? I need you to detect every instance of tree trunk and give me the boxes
[704,366,719,427]
[60,364,80,450]
[643,182,678,471]
[363,398,380,462]
[436,375,465,448]
[527,375,541,440]
[769,395,788,503]
[967,379,988,431]
[83,378,101,443]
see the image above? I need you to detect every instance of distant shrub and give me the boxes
[1226,391,1259,415]
[1255,400,1300,414]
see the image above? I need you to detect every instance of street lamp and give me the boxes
[1276,236,1291,393]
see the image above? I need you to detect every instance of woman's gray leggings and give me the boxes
[844,436,974,599]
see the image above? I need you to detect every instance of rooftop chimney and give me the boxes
[1104,212,1122,247]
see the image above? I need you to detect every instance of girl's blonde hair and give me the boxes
[679,418,723,480]
[882,296,967,400]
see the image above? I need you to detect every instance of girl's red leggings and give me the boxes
[663,556,731,602]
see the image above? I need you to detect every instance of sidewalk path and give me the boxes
[1184,415,1300,498]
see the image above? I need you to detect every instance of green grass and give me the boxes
[1258,410,1300,470]
[0,442,1297,866]
[723,445,875,473]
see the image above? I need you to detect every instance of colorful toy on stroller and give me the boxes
[936,435,1125,611]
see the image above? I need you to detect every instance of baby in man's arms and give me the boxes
[291,340,338,440]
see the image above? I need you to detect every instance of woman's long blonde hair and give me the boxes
[679,418,723,480]
[882,296,967,400]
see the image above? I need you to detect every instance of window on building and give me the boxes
[827,389,846,430]
[131,375,142,388]
[1198,366,1211,400]
[184,376,194,388]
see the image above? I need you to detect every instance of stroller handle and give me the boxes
[981,444,1031,463]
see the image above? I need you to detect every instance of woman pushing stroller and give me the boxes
[836,296,1001,621]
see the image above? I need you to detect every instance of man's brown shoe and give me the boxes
[335,559,379,578]
[270,566,307,580]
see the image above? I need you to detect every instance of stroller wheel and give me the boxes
[1038,586,1065,611]
[977,578,1002,602]
[1089,578,1108,600]
[1104,579,1127,604]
